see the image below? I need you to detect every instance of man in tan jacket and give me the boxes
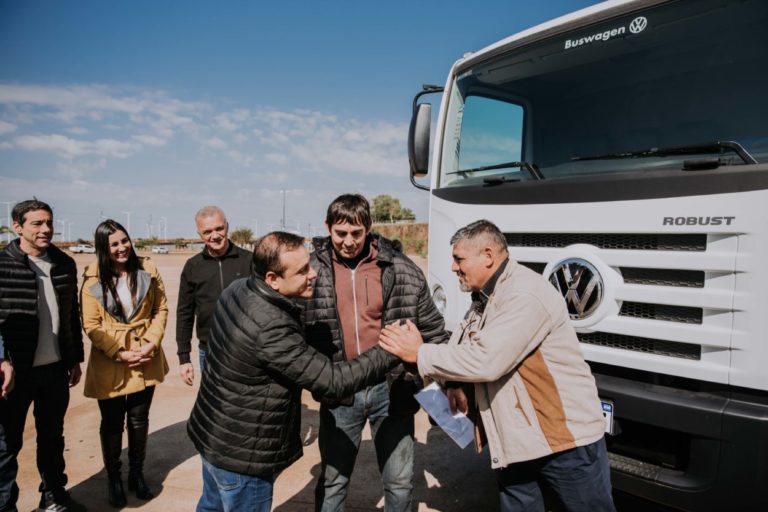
[380,219,615,512]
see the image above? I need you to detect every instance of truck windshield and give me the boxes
[438,0,768,188]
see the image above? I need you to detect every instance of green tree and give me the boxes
[230,227,254,247]
[371,194,416,223]
[173,238,187,249]
[134,236,159,250]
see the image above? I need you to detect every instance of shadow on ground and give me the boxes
[67,420,196,510]
[275,407,498,512]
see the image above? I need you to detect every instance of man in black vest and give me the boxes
[0,199,85,512]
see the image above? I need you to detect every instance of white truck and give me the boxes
[407,0,768,509]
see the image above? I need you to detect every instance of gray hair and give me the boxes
[195,205,227,222]
[450,219,508,253]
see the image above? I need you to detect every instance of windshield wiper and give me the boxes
[572,140,758,165]
[448,160,545,180]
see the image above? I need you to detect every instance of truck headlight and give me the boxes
[432,285,447,317]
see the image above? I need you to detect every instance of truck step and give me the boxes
[608,452,663,481]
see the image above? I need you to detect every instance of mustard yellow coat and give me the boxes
[81,257,169,400]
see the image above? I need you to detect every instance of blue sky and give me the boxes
[0,0,599,240]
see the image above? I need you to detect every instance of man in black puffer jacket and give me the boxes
[304,194,448,512]
[187,231,400,512]
[0,199,85,512]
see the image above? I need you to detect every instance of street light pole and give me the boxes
[280,190,287,231]
[56,219,68,242]
[0,201,12,243]
[122,211,132,234]
[66,222,73,243]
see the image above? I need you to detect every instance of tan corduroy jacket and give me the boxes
[81,257,169,400]
[418,260,605,468]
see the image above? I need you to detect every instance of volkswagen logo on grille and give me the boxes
[548,258,604,320]
[629,16,648,34]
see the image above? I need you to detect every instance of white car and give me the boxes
[151,246,169,254]
[69,244,96,254]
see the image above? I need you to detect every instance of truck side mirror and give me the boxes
[408,103,432,179]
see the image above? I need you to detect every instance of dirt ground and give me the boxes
[13,251,498,512]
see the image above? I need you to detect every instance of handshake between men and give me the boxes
[378,219,617,512]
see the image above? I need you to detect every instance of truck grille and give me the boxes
[619,302,703,324]
[512,231,730,364]
[578,332,701,360]
[620,267,705,288]
[506,233,706,251]
[519,264,706,289]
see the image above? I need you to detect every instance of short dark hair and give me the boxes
[450,219,508,253]
[325,194,372,230]
[12,199,53,226]
[252,231,305,278]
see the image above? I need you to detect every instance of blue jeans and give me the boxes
[199,346,207,376]
[496,437,616,512]
[315,381,414,512]
[197,455,273,512]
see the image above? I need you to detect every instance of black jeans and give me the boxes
[0,362,70,512]
[97,386,155,434]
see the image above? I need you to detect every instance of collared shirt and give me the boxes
[469,258,509,316]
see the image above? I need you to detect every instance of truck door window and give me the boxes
[440,95,524,188]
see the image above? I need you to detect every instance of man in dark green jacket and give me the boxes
[187,232,400,512]
[176,206,252,386]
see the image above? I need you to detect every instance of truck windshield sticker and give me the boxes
[564,16,647,50]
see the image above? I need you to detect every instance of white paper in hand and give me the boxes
[414,382,475,449]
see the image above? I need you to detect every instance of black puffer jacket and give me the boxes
[0,239,83,369]
[304,234,448,412]
[187,275,398,477]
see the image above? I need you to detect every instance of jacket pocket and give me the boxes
[512,386,533,428]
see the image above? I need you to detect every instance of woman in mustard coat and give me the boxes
[81,219,168,508]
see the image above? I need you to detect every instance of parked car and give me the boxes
[151,246,169,254]
[69,244,95,254]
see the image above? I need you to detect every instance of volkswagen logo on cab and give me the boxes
[629,16,648,34]
[548,258,604,320]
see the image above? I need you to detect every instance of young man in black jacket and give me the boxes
[187,232,400,512]
[0,199,85,512]
[304,194,447,512]
[176,206,252,386]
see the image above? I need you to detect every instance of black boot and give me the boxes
[99,432,126,508]
[127,424,154,500]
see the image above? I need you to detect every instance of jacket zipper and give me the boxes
[217,259,224,292]
[349,267,361,357]
[328,253,349,363]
